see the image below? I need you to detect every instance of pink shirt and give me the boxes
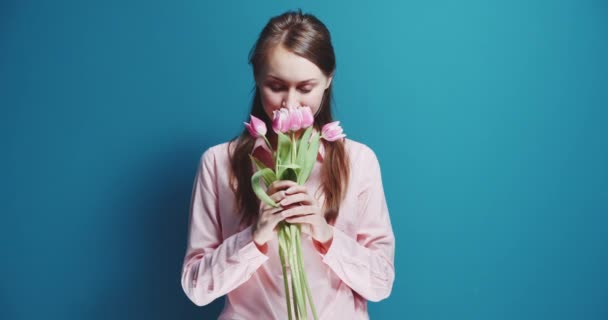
[181,136,395,319]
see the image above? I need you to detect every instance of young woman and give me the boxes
[181,9,395,319]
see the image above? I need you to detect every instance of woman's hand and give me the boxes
[252,180,333,252]
[278,181,333,244]
[251,180,292,248]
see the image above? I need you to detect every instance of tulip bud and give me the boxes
[244,115,267,138]
[300,106,314,128]
[272,108,291,133]
[321,121,346,141]
[288,106,304,131]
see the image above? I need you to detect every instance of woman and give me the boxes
[181,9,395,319]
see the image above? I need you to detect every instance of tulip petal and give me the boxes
[288,107,303,131]
[301,106,314,128]
[244,122,257,137]
[250,115,267,136]
[281,108,292,133]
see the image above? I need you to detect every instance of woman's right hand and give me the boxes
[251,180,298,249]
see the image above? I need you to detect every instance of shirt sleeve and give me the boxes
[317,146,395,302]
[180,147,269,306]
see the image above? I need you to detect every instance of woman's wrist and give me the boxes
[251,228,269,254]
[313,227,333,254]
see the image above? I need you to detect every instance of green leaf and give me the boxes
[281,167,298,182]
[251,168,279,207]
[249,154,269,171]
[277,163,301,170]
[262,169,278,187]
[249,155,275,185]
[296,126,313,167]
[276,132,293,163]
[297,133,321,184]
[276,132,293,179]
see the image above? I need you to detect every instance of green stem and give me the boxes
[278,224,293,320]
[291,225,307,319]
[291,132,297,162]
[288,225,305,319]
[287,228,298,319]
[296,230,318,320]
[263,135,271,151]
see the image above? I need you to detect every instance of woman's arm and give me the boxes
[316,146,395,302]
[180,147,268,306]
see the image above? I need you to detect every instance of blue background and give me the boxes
[2,1,607,319]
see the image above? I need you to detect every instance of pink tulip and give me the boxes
[273,106,316,133]
[288,106,304,131]
[272,108,291,133]
[321,121,346,141]
[244,115,267,138]
[300,106,314,128]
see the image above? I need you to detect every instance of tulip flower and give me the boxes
[300,106,314,128]
[244,115,267,138]
[273,106,315,134]
[288,106,304,131]
[272,108,291,133]
[321,121,346,141]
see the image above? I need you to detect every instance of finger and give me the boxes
[284,185,308,195]
[273,210,287,226]
[269,191,288,203]
[260,207,287,231]
[284,214,316,224]
[263,205,284,216]
[261,202,285,216]
[268,180,291,193]
[280,193,313,206]
[281,205,317,218]
[260,190,288,211]
[268,180,298,194]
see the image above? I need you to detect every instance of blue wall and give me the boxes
[2,1,607,319]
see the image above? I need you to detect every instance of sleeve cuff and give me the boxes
[236,225,270,261]
[313,228,334,255]
[318,226,344,262]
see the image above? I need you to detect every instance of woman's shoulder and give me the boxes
[343,137,379,163]
[198,140,236,166]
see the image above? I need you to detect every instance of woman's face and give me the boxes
[257,45,333,121]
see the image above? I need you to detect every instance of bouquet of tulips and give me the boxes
[244,106,345,320]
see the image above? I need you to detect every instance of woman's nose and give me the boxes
[282,89,300,108]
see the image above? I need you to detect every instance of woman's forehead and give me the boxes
[262,46,323,82]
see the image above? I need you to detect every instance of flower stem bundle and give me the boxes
[245,106,345,320]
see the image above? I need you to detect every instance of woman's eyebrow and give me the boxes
[268,75,317,84]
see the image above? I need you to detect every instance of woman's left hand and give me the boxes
[278,181,333,244]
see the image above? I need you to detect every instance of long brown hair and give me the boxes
[229,9,349,226]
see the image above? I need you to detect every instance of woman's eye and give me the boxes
[267,85,312,93]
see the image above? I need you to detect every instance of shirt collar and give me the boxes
[251,129,326,162]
